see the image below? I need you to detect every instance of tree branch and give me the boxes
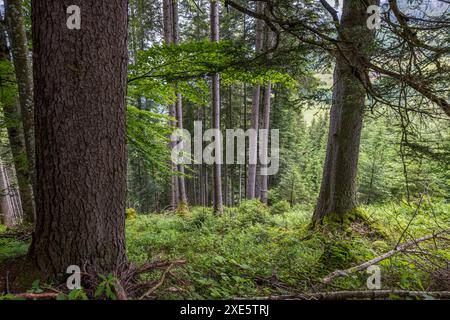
[323,229,450,284]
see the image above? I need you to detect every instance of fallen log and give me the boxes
[14,292,59,300]
[323,229,450,284]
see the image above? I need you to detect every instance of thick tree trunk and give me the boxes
[4,0,36,196]
[29,0,129,276]
[211,0,223,213]
[313,0,376,223]
[0,11,35,225]
[246,1,264,199]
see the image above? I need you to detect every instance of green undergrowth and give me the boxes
[0,225,29,264]
[126,199,450,299]
[0,199,448,299]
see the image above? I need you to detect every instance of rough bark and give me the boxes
[210,0,223,213]
[29,0,129,276]
[246,1,264,199]
[4,0,36,195]
[313,0,377,222]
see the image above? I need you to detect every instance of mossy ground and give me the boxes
[0,199,449,299]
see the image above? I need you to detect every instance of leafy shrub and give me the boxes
[0,238,29,263]
[319,240,356,271]
[58,289,89,300]
[232,200,271,226]
[270,200,291,215]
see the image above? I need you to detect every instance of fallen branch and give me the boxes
[113,279,128,300]
[14,292,59,300]
[139,263,174,299]
[323,229,450,284]
[235,290,450,300]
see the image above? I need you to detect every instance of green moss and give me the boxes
[0,239,29,263]
[319,240,356,271]
[126,208,137,220]
[1,199,445,299]
[176,201,190,216]
[372,240,389,252]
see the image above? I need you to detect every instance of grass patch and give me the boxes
[0,199,448,299]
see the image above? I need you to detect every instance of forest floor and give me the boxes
[0,199,449,300]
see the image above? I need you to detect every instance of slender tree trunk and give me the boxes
[290,176,295,207]
[0,161,23,227]
[163,0,180,209]
[29,0,129,276]
[260,82,272,204]
[203,104,210,206]
[176,94,187,204]
[313,0,377,223]
[243,84,247,200]
[366,157,377,205]
[2,101,34,224]
[162,0,173,45]
[246,1,264,199]
[260,28,275,204]
[0,12,35,225]
[210,0,223,213]
[198,106,205,206]
[4,0,35,196]
[172,0,188,205]
[228,86,234,206]
[205,164,209,206]
[240,15,247,204]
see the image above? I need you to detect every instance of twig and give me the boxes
[323,229,450,284]
[139,264,174,300]
[137,259,186,273]
[395,190,425,248]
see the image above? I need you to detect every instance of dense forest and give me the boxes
[0,0,449,302]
